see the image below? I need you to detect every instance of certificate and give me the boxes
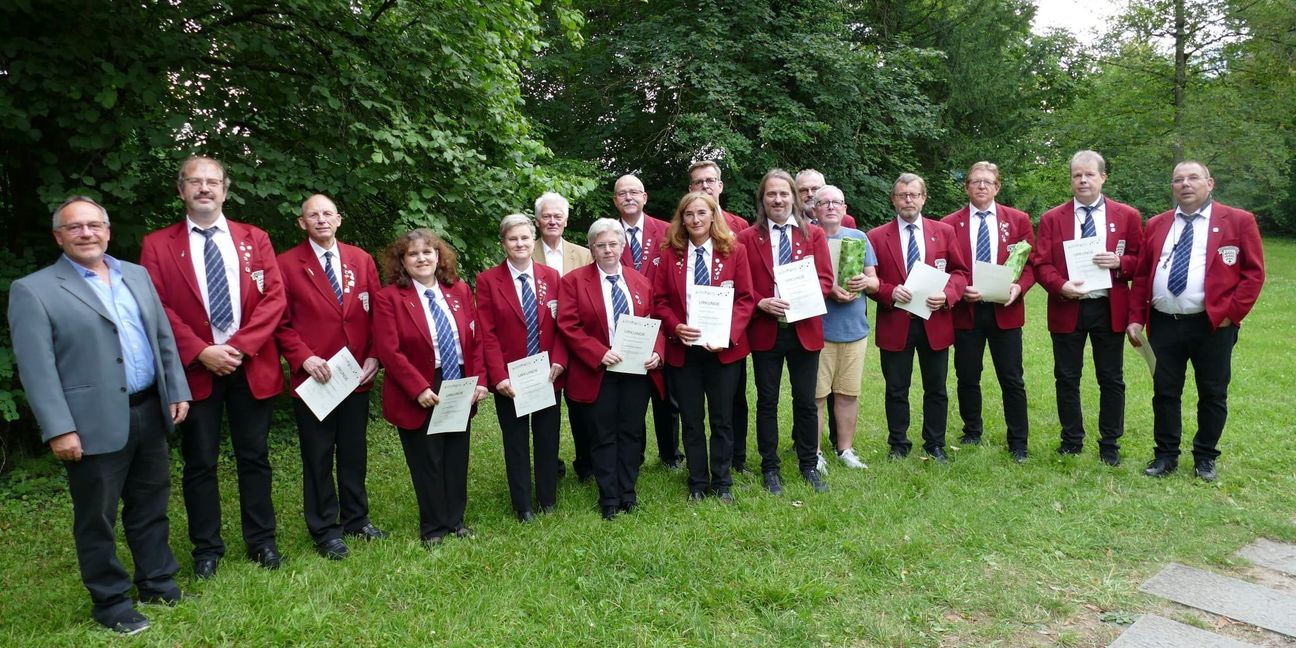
[687,285,733,349]
[294,347,363,421]
[898,262,951,320]
[972,261,1014,304]
[1063,237,1113,292]
[608,315,660,375]
[426,376,479,435]
[1133,327,1156,377]
[773,257,827,323]
[507,351,555,417]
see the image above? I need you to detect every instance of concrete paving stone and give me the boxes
[1108,613,1261,648]
[1140,563,1296,638]
[1238,539,1296,577]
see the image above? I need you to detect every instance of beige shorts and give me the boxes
[816,338,869,399]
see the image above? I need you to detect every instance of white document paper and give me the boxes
[1063,237,1113,292]
[426,376,480,435]
[773,257,827,323]
[507,351,555,418]
[827,238,843,284]
[294,347,363,421]
[608,315,660,375]
[687,285,734,349]
[898,263,951,320]
[1134,328,1156,377]
[972,261,1014,304]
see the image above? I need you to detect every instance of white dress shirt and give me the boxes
[507,260,538,309]
[542,241,565,276]
[1151,202,1211,315]
[598,266,626,345]
[897,216,926,267]
[187,214,243,344]
[1071,198,1110,299]
[967,203,999,265]
[309,238,343,287]
[416,279,463,369]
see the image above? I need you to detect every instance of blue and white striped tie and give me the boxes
[693,247,710,286]
[975,211,992,263]
[1167,213,1197,296]
[607,275,630,326]
[518,274,541,356]
[425,289,461,380]
[905,223,920,272]
[1080,205,1097,238]
[627,227,642,271]
[323,251,343,305]
[773,224,792,265]
[194,227,234,331]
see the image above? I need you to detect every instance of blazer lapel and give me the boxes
[228,223,258,309]
[584,272,612,345]
[403,285,435,350]
[502,269,526,323]
[302,248,344,313]
[170,224,204,304]
[54,262,115,323]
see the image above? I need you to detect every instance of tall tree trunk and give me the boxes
[1172,0,1186,165]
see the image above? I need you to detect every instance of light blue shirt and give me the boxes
[65,254,156,393]
[822,229,877,343]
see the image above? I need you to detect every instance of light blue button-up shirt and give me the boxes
[65,254,156,393]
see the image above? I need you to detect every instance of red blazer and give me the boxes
[275,241,380,395]
[1031,197,1142,333]
[556,264,665,403]
[372,281,486,430]
[940,204,1036,330]
[722,210,749,234]
[474,261,569,392]
[736,221,835,352]
[841,213,858,229]
[618,214,670,283]
[651,242,755,366]
[866,217,970,352]
[139,219,285,400]
[1129,202,1265,330]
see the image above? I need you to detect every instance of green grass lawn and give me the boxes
[3,240,1294,647]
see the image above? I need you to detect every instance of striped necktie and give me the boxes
[425,288,461,380]
[607,275,630,326]
[1080,205,1097,238]
[693,247,710,285]
[773,224,792,265]
[518,273,541,356]
[194,226,234,331]
[323,250,343,305]
[905,223,920,272]
[975,211,992,263]
[627,227,642,271]
[1167,213,1198,296]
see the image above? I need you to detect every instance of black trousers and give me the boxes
[731,357,750,467]
[669,348,740,493]
[1051,298,1125,452]
[564,392,593,479]
[292,392,373,544]
[879,318,950,454]
[651,375,682,463]
[495,393,560,514]
[587,372,650,509]
[953,303,1029,451]
[182,368,276,560]
[397,423,470,540]
[752,327,820,474]
[1148,311,1237,462]
[65,389,178,625]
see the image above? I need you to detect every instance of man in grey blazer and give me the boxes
[9,196,191,635]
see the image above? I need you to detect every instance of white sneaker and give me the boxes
[837,448,868,469]
[816,451,829,474]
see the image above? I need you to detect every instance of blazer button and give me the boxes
[120,387,127,393]
[112,327,119,334]
[117,357,124,364]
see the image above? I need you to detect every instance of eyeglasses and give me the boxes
[303,210,340,221]
[892,192,924,201]
[967,179,998,188]
[815,199,846,208]
[689,177,720,187]
[614,189,644,198]
[1172,174,1207,186]
[58,221,109,234]
[182,177,224,189]
[592,242,623,251]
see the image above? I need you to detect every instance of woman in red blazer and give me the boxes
[557,218,664,520]
[476,214,569,522]
[372,229,488,546]
[652,192,755,502]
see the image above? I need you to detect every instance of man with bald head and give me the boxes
[796,169,856,229]
[613,174,682,468]
[275,194,386,560]
[1127,161,1265,480]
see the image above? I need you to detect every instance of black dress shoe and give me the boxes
[662,458,682,471]
[1143,458,1178,477]
[732,462,749,474]
[802,469,828,493]
[453,526,476,538]
[687,490,707,502]
[316,538,349,561]
[518,510,537,523]
[925,447,950,464]
[138,587,183,606]
[1195,459,1218,482]
[601,505,619,521]
[193,558,219,580]
[1010,449,1028,464]
[1056,444,1083,456]
[620,501,639,514]
[1099,450,1121,467]
[888,447,909,460]
[421,535,444,548]
[959,434,982,446]
[248,544,283,569]
[716,491,735,504]
[103,607,150,635]
[540,504,557,515]
[762,471,783,496]
[345,523,389,541]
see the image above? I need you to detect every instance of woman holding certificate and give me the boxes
[476,214,568,523]
[557,219,664,521]
[652,192,755,503]
[373,229,488,546]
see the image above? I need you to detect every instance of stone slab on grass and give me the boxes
[1108,613,1260,648]
[1140,563,1296,638]
[1237,539,1296,577]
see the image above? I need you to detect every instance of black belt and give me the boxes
[129,384,157,407]
[1153,309,1207,321]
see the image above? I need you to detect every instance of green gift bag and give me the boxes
[837,238,868,290]
[1003,241,1032,281]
